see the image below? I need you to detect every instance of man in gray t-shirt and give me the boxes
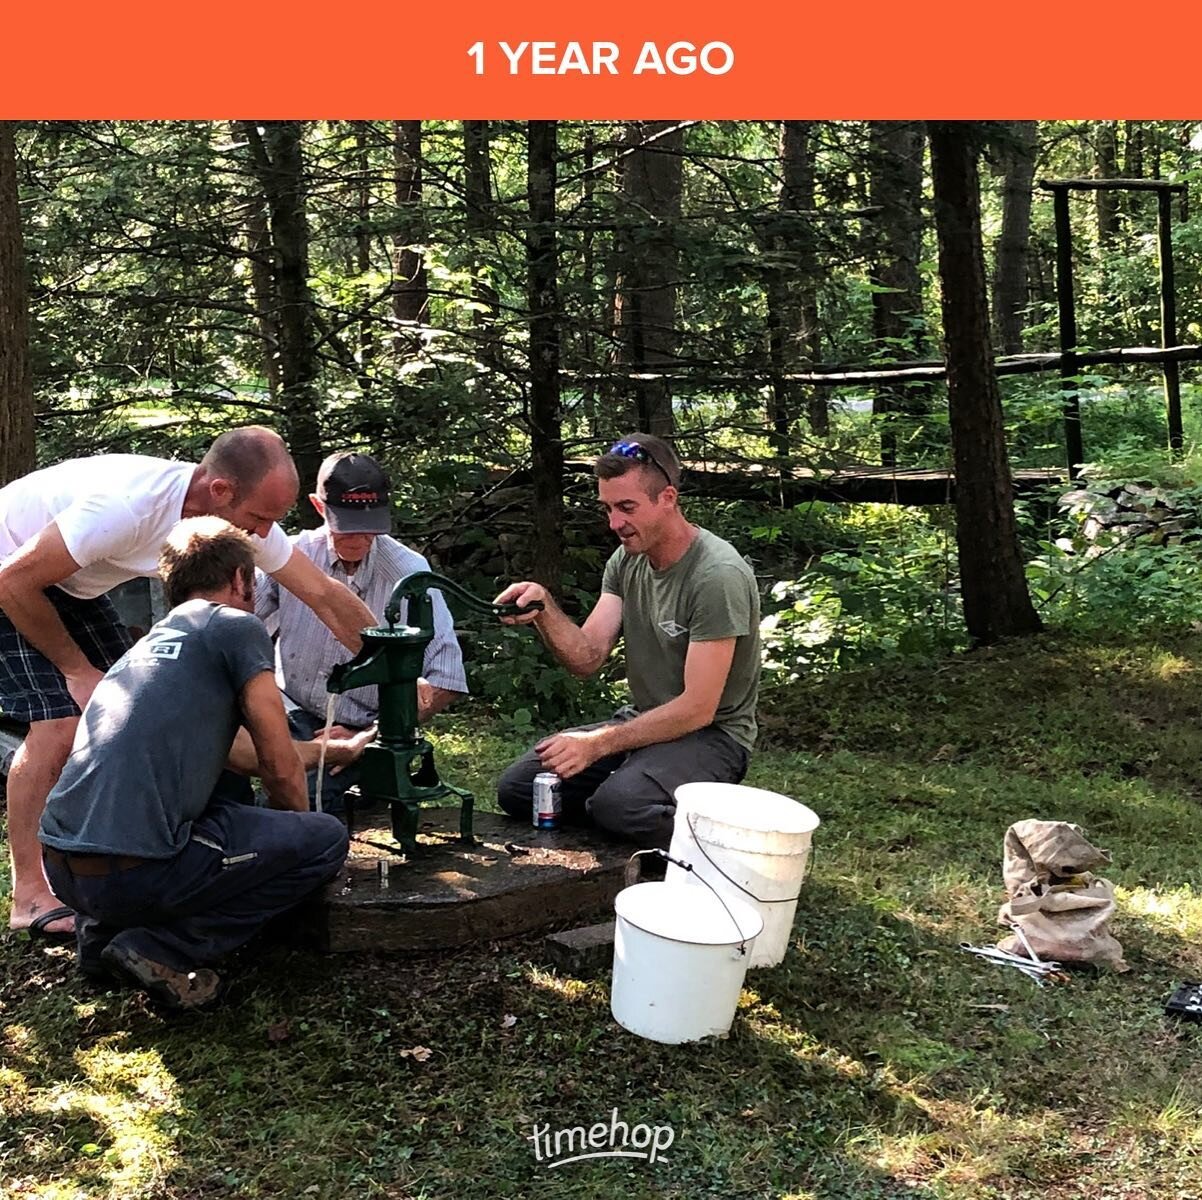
[42,601,276,859]
[39,517,349,1010]
[494,434,762,850]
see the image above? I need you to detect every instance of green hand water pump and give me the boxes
[326,571,542,854]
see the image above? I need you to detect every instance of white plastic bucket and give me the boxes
[611,882,763,1044]
[667,782,820,969]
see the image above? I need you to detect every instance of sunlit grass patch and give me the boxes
[13,1043,180,1198]
[1120,885,1202,938]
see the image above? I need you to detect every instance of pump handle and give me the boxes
[383,570,544,630]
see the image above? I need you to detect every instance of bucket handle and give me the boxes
[625,849,752,957]
[685,811,805,906]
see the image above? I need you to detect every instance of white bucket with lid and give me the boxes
[610,882,763,1044]
[667,782,820,968]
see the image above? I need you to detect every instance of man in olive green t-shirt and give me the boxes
[494,434,761,849]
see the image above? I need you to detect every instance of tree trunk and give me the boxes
[462,120,501,367]
[1095,121,1119,245]
[868,121,927,465]
[230,118,285,400]
[928,122,1042,645]
[616,121,683,437]
[353,122,374,392]
[1122,121,1144,230]
[992,121,1038,355]
[526,121,563,588]
[1123,120,1144,178]
[245,194,283,400]
[580,125,600,438]
[392,120,428,357]
[766,120,826,453]
[0,122,35,484]
[241,120,323,516]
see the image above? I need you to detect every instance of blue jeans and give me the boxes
[44,797,348,973]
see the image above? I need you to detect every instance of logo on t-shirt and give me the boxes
[133,628,187,662]
[658,620,688,638]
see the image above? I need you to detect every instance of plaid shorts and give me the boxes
[0,588,134,723]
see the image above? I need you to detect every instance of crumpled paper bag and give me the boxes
[996,819,1127,971]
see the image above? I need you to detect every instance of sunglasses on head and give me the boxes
[608,440,672,486]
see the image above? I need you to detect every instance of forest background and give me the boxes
[3,119,1202,727]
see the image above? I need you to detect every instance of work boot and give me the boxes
[101,941,222,1011]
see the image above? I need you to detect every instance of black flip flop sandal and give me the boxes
[22,905,77,944]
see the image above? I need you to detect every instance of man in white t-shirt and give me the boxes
[0,426,374,939]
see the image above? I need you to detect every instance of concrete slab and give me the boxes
[320,808,632,953]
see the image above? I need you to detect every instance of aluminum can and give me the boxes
[532,772,562,830]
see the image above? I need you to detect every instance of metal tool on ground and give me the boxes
[959,942,1069,987]
[1006,917,1044,966]
[326,570,542,855]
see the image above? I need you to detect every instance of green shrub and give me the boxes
[1027,446,1202,636]
[761,519,965,683]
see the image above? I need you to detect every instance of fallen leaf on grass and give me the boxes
[266,1019,293,1044]
[399,1046,432,1062]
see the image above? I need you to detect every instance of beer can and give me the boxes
[532,772,562,830]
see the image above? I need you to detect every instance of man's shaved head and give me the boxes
[200,426,298,497]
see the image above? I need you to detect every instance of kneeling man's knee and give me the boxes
[497,760,534,819]
[305,812,350,868]
[588,775,673,849]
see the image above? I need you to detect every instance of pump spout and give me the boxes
[327,637,395,694]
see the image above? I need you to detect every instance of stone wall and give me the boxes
[1058,481,1202,550]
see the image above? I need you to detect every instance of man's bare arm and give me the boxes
[535,638,737,778]
[493,583,622,678]
[227,724,373,776]
[238,672,308,811]
[0,524,104,709]
[417,680,463,723]
[270,548,374,654]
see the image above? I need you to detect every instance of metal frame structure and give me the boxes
[1040,177,1188,478]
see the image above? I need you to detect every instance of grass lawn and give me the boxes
[6,632,1202,1198]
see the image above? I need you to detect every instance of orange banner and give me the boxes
[5,0,1202,118]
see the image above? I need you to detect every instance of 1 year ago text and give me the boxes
[466,41,735,76]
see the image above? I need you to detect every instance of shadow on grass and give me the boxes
[2,930,949,1200]
[6,885,1202,1199]
[760,633,1202,800]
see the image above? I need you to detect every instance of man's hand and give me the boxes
[314,724,360,741]
[494,581,549,626]
[65,665,105,713]
[536,728,612,779]
[494,584,619,680]
[311,725,376,773]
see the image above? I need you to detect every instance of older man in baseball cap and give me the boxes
[253,451,468,811]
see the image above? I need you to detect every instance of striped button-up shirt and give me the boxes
[255,528,468,728]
